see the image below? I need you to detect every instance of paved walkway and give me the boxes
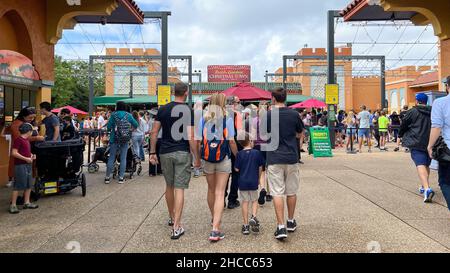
[0,145,449,253]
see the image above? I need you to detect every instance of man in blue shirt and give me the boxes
[428,76,450,209]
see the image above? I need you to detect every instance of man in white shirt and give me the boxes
[357,105,372,153]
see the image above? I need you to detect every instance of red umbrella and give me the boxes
[51,106,88,115]
[222,82,272,101]
[290,99,326,109]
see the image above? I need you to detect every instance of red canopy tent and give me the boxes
[222,83,272,101]
[290,99,326,109]
[51,106,88,115]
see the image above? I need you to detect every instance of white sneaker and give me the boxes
[104,177,111,184]
[6,181,13,188]
[118,178,125,184]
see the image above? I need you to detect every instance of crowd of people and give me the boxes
[3,76,450,242]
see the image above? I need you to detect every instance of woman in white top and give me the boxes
[132,111,146,161]
[344,111,357,151]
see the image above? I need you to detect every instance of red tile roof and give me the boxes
[119,0,144,23]
[409,71,439,88]
[340,0,367,19]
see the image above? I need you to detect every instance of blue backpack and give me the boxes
[201,118,230,163]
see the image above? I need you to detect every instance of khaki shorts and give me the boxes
[239,190,259,202]
[203,157,232,174]
[160,151,192,189]
[267,164,300,196]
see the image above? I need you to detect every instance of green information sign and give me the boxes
[309,127,333,158]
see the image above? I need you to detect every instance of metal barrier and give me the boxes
[78,129,109,165]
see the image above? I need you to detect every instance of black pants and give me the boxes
[438,161,450,210]
[225,153,239,203]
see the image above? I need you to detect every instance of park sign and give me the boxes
[325,84,339,105]
[208,65,251,83]
[309,127,333,158]
[157,85,171,106]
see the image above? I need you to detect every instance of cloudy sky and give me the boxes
[56,0,438,81]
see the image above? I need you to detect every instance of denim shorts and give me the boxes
[410,149,432,167]
[14,164,33,191]
[358,128,370,138]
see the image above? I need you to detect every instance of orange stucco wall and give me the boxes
[352,77,381,111]
[0,0,54,81]
[439,39,450,90]
[0,0,55,186]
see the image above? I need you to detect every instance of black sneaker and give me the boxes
[118,177,125,184]
[104,177,111,184]
[171,227,185,240]
[250,216,260,233]
[258,189,267,205]
[242,225,250,235]
[227,200,240,209]
[266,195,273,202]
[209,231,225,242]
[274,227,288,240]
[287,220,297,233]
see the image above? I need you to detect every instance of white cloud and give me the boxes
[57,0,439,81]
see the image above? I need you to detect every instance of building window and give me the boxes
[390,90,399,111]
[310,65,345,109]
[113,66,148,95]
[1,86,34,127]
[399,88,406,108]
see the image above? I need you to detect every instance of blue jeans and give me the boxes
[132,134,144,160]
[438,161,450,210]
[106,142,129,179]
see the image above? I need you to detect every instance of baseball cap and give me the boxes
[415,93,428,104]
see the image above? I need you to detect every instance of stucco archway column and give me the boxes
[380,0,450,90]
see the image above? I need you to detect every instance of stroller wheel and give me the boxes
[81,174,87,197]
[88,164,97,174]
[137,165,142,176]
[94,164,100,171]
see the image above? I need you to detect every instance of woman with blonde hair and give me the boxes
[344,111,357,152]
[197,93,238,242]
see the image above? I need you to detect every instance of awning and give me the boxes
[94,96,129,106]
[74,0,144,24]
[341,0,417,22]
[119,95,211,104]
[287,95,323,103]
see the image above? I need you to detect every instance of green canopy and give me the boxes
[93,96,129,106]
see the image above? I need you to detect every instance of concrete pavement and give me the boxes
[0,145,449,253]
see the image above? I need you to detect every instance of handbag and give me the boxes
[432,136,450,162]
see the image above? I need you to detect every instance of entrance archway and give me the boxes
[0,10,33,60]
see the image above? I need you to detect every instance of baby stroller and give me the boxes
[112,141,142,179]
[88,145,110,173]
[33,138,86,199]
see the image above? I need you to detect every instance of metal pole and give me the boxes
[188,56,193,107]
[129,74,134,98]
[283,57,287,90]
[161,13,169,85]
[381,56,386,109]
[88,57,94,116]
[327,10,338,149]
[265,71,268,91]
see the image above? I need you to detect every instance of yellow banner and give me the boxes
[325,84,339,105]
[158,85,172,106]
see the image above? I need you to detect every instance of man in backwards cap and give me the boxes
[428,76,450,209]
[399,93,435,203]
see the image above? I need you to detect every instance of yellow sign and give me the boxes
[325,84,339,105]
[158,85,172,106]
